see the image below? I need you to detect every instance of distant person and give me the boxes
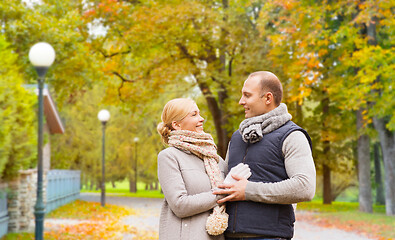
[157,98,227,240]
[213,71,316,240]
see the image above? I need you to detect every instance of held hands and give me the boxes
[213,163,251,204]
[223,163,251,184]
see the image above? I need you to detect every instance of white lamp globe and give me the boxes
[98,109,110,122]
[28,42,56,67]
[134,137,139,142]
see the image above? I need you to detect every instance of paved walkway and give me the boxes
[79,193,162,235]
[78,193,376,240]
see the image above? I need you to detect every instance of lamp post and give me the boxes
[134,137,139,192]
[98,109,110,207]
[29,42,55,240]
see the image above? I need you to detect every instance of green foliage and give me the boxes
[50,83,168,187]
[0,35,37,180]
[1,0,98,107]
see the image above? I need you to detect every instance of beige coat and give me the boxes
[157,147,226,240]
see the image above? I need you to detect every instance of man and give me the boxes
[213,71,316,240]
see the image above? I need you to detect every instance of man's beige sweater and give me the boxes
[243,130,316,204]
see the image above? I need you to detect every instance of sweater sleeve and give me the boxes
[157,149,220,218]
[244,131,316,204]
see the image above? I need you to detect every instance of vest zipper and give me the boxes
[233,144,249,233]
[242,144,249,163]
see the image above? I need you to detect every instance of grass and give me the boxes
[1,233,34,240]
[297,200,386,213]
[81,180,164,198]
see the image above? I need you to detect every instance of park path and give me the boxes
[78,193,376,240]
[79,192,161,238]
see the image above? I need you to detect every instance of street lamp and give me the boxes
[98,109,110,207]
[29,42,56,240]
[134,137,139,192]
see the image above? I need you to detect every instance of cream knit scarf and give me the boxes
[239,103,292,143]
[168,130,228,236]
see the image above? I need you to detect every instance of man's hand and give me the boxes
[213,174,248,204]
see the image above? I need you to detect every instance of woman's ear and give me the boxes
[172,121,181,130]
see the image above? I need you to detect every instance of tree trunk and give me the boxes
[129,177,137,193]
[356,109,372,212]
[367,16,395,216]
[198,81,229,158]
[210,0,230,158]
[96,180,101,191]
[295,102,303,125]
[374,142,385,205]
[322,95,332,204]
[323,163,332,204]
[177,16,231,159]
[373,117,395,215]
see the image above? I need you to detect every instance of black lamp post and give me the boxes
[98,109,110,207]
[29,42,55,240]
[133,137,139,192]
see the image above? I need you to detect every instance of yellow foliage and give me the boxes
[318,49,328,57]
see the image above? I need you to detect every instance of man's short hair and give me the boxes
[249,71,283,106]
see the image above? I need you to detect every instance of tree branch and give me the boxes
[98,47,131,58]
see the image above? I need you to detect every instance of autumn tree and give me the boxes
[256,0,361,204]
[83,0,278,157]
[0,35,37,180]
[270,0,395,212]
[1,0,97,106]
[1,0,110,183]
[348,0,394,215]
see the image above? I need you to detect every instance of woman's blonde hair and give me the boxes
[157,98,196,144]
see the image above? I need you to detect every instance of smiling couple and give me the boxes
[156,71,316,240]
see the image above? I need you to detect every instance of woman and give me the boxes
[157,98,227,240]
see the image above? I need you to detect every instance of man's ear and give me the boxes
[265,92,274,105]
[172,121,181,130]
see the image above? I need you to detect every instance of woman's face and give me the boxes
[173,103,205,133]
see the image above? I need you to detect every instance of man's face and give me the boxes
[239,76,268,118]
